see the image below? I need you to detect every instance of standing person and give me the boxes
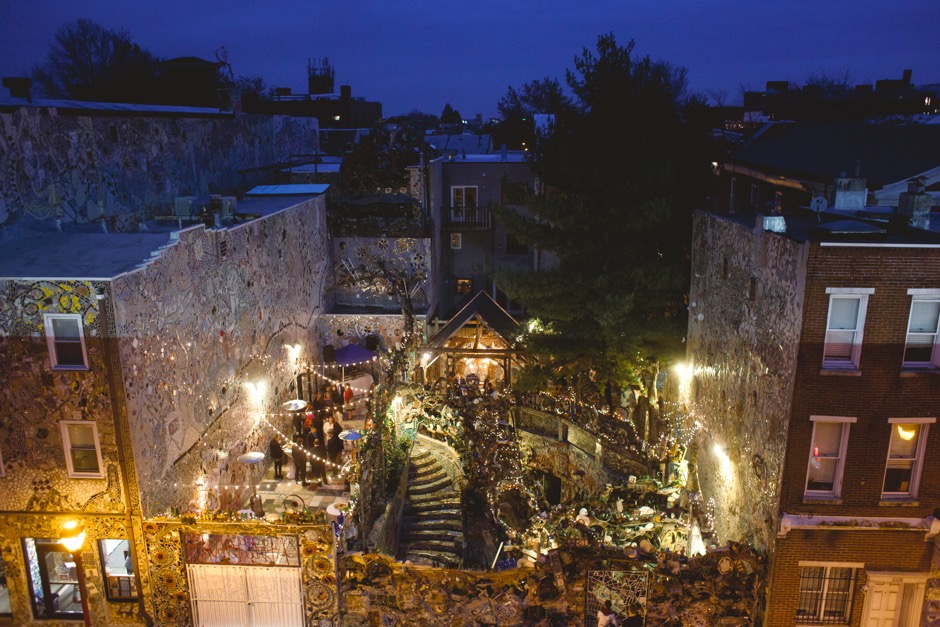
[291,434,308,487]
[597,600,618,627]
[311,438,329,485]
[312,408,325,444]
[268,437,284,480]
[343,383,354,406]
[327,421,344,469]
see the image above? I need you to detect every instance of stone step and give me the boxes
[404,550,462,569]
[404,518,464,532]
[412,467,448,484]
[406,503,461,517]
[408,491,459,506]
[405,528,464,542]
[403,538,462,554]
[408,476,453,495]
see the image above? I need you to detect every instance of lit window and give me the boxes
[903,293,940,368]
[0,552,9,616]
[805,417,854,498]
[796,565,857,624]
[98,539,138,601]
[60,421,104,478]
[882,419,933,498]
[43,314,89,370]
[451,186,478,208]
[22,538,85,619]
[822,289,873,369]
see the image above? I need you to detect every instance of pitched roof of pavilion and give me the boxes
[425,291,521,351]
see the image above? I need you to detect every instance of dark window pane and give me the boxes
[55,342,85,366]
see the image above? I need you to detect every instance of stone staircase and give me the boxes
[399,443,463,568]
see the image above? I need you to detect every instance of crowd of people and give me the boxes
[268,383,357,488]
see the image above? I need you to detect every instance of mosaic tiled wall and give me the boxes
[0,107,318,231]
[316,313,408,355]
[0,513,149,626]
[111,196,331,516]
[0,279,126,513]
[685,212,808,552]
[330,237,431,312]
[142,520,335,626]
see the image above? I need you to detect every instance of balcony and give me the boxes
[441,206,492,230]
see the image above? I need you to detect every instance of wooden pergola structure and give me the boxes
[421,292,524,388]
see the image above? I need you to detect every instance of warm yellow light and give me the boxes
[61,520,86,552]
[897,425,917,441]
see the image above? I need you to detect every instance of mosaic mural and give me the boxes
[0,107,318,230]
[111,197,331,516]
[0,513,149,626]
[142,520,335,626]
[330,237,431,312]
[315,313,408,356]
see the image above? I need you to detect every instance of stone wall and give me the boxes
[0,107,318,231]
[111,197,330,516]
[685,211,809,552]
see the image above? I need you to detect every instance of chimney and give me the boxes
[3,77,32,102]
[897,176,931,230]
[832,171,867,209]
[902,69,912,87]
[500,144,508,162]
[340,85,351,100]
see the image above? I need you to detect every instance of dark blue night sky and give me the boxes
[2,0,938,118]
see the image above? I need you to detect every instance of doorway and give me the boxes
[22,538,84,620]
[861,572,927,627]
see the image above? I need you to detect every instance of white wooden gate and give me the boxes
[187,564,303,627]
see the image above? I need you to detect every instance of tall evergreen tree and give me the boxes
[493,34,712,399]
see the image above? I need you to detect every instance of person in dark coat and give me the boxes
[269,437,284,479]
[311,438,329,485]
[327,422,344,468]
[291,434,308,486]
[312,410,325,445]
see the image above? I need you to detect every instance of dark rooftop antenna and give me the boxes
[307,57,335,95]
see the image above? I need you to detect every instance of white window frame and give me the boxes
[796,562,860,624]
[450,186,478,208]
[60,421,105,478]
[43,313,89,371]
[0,444,4,476]
[903,289,940,369]
[805,416,855,498]
[822,288,874,369]
[881,417,934,499]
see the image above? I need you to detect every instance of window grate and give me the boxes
[796,566,856,624]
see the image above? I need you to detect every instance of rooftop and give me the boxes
[432,152,530,164]
[707,207,940,246]
[0,195,321,280]
[0,94,230,117]
[733,121,940,187]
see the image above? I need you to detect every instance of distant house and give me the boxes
[425,151,538,319]
[717,121,940,217]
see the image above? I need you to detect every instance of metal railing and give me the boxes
[441,206,492,229]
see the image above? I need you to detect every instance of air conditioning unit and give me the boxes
[174,196,195,217]
[450,233,462,249]
[209,195,238,218]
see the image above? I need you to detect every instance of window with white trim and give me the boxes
[882,418,933,498]
[60,421,104,478]
[903,291,940,368]
[43,314,89,370]
[822,289,873,369]
[796,565,857,624]
[805,417,854,498]
[451,186,477,208]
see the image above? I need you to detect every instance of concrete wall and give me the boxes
[685,211,809,551]
[0,107,318,231]
[111,197,330,516]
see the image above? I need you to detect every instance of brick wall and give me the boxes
[767,528,933,626]
[780,244,940,519]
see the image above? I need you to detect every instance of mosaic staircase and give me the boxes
[400,443,464,568]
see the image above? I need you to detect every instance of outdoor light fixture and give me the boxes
[897,424,917,441]
[61,520,91,627]
[61,520,85,552]
[244,380,266,402]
